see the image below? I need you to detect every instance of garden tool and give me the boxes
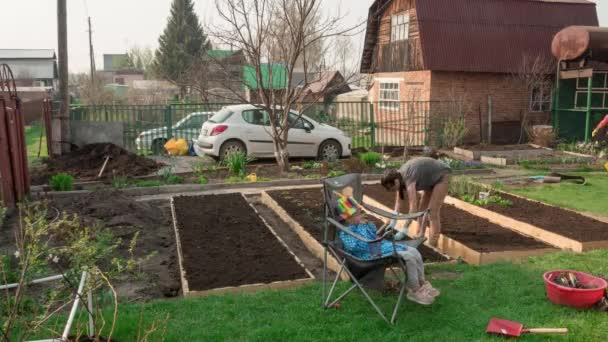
[486,318,568,338]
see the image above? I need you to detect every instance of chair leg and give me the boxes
[391,281,408,324]
[327,283,357,308]
[324,260,346,308]
[340,264,390,324]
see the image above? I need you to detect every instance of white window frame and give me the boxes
[379,81,400,111]
[574,72,608,109]
[391,12,410,42]
[529,84,553,112]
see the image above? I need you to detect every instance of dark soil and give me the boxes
[459,144,539,151]
[267,188,448,262]
[45,190,180,299]
[172,193,309,292]
[483,193,608,242]
[31,143,162,185]
[363,184,551,253]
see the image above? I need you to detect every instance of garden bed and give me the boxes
[265,187,449,264]
[171,193,312,296]
[446,191,608,252]
[454,144,552,160]
[363,185,556,265]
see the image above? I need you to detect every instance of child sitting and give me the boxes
[336,196,439,305]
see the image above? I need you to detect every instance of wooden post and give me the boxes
[553,61,561,133]
[585,74,592,143]
[56,0,70,155]
[487,96,492,144]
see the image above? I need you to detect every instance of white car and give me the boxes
[135,111,214,153]
[194,104,352,161]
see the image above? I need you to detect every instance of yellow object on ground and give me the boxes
[604,161,608,173]
[164,138,189,156]
[246,173,257,182]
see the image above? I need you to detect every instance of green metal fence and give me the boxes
[69,101,448,155]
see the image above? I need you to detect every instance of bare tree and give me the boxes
[126,45,155,78]
[211,0,363,172]
[510,54,555,143]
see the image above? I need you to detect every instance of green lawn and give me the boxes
[25,123,48,166]
[38,250,608,341]
[509,173,608,217]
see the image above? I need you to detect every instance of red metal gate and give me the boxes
[0,64,30,208]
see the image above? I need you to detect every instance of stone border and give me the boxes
[259,190,349,281]
[444,194,608,253]
[364,192,557,264]
[170,193,314,298]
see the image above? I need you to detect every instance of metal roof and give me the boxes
[0,49,56,59]
[361,0,598,74]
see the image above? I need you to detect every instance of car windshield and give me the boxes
[208,108,233,123]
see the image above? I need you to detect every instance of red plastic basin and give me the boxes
[544,270,608,309]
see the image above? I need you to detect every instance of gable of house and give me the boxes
[361,0,598,74]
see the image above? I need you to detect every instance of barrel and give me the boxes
[551,26,608,61]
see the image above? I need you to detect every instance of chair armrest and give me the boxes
[362,202,429,221]
[326,217,386,244]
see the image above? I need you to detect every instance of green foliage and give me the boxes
[166,175,184,184]
[491,181,505,190]
[193,161,217,177]
[448,177,485,198]
[440,158,485,170]
[49,173,74,191]
[198,175,209,185]
[358,152,382,168]
[223,152,251,177]
[304,174,321,179]
[327,170,346,178]
[153,0,211,90]
[461,194,512,207]
[437,115,468,148]
[226,176,246,184]
[134,180,164,188]
[0,206,6,228]
[112,176,129,189]
[302,161,321,170]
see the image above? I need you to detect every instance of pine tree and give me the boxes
[154,0,210,95]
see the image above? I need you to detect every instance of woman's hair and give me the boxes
[381,169,405,200]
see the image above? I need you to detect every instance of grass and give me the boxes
[509,172,608,216]
[42,250,608,341]
[25,123,48,166]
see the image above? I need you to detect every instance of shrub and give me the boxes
[198,175,209,185]
[166,175,184,184]
[112,176,129,189]
[226,176,246,183]
[448,177,485,198]
[49,173,74,191]
[224,152,251,177]
[327,170,346,178]
[358,152,382,168]
[438,115,468,148]
[134,180,163,187]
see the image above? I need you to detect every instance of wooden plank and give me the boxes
[260,191,349,281]
[186,278,315,298]
[453,147,479,160]
[560,68,593,79]
[438,235,481,265]
[170,197,190,296]
[480,156,508,166]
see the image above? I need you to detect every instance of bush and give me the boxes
[112,176,129,189]
[358,152,382,168]
[49,173,74,191]
[166,175,184,184]
[224,152,250,177]
[134,180,163,187]
[198,175,209,185]
[448,177,485,198]
[327,170,346,178]
[438,115,468,148]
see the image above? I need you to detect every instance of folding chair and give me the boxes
[322,173,429,324]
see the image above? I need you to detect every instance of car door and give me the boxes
[286,113,318,157]
[241,109,274,157]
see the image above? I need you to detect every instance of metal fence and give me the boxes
[69,101,450,155]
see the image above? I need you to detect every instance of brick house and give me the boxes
[361,0,598,145]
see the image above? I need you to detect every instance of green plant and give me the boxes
[112,176,129,189]
[49,172,74,191]
[198,175,209,185]
[327,170,346,178]
[439,115,468,148]
[226,176,246,183]
[0,206,6,228]
[134,180,163,187]
[358,152,382,168]
[448,177,485,198]
[223,152,251,177]
[304,174,321,179]
[166,175,184,184]
[461,193,512,207]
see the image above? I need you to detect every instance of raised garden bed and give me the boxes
[171,193,313,296]
[445,192,608,252]
[454,144,553,161]
[264,187,449,265]
[363,185,556,265]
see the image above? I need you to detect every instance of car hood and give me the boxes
[139,127,168,136]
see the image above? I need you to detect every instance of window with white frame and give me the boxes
[391,13,409,42]
[379,82,400,110]
[574,72,608,109]
[530,84,552,112]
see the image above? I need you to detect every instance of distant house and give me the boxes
[0,49,57,88]
[292,71,351,103]
[100,54,144,87]
[103,54,129,71]
[243,63,288,102]
[361,0,598,144]
[205,49,246,101]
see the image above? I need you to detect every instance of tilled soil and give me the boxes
[484,193,608,242]
[267,188,448,262]
[363,184,551,253]
[30,143,162,185]
[172,193,309,292]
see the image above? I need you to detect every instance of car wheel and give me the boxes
[151,138,167,155]
[318,140,342,162]
[219,140,246,161]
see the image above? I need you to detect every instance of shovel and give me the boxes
[486,318,568,338]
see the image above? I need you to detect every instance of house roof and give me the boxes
[302,71,348,94]
[243,64,287,90]
[207,49,241,60]
[0,49,56,59]
[360,0,598,74]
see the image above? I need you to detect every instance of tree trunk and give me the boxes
[273,139,290,173]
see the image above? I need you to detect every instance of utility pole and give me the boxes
[56,0,70,155]
[88,17,96,82]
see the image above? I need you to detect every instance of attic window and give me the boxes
[391,13,409,42]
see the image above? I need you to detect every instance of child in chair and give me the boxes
[335,195,439,305]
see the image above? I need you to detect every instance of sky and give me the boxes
[1,0,606,73]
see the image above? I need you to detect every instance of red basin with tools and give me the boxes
[544,270,608,309]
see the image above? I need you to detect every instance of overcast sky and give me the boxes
[1,0,605,73]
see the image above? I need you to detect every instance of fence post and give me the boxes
[165,105,173,140]
[369,102,375,147]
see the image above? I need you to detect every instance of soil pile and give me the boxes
[31,143,161,185]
